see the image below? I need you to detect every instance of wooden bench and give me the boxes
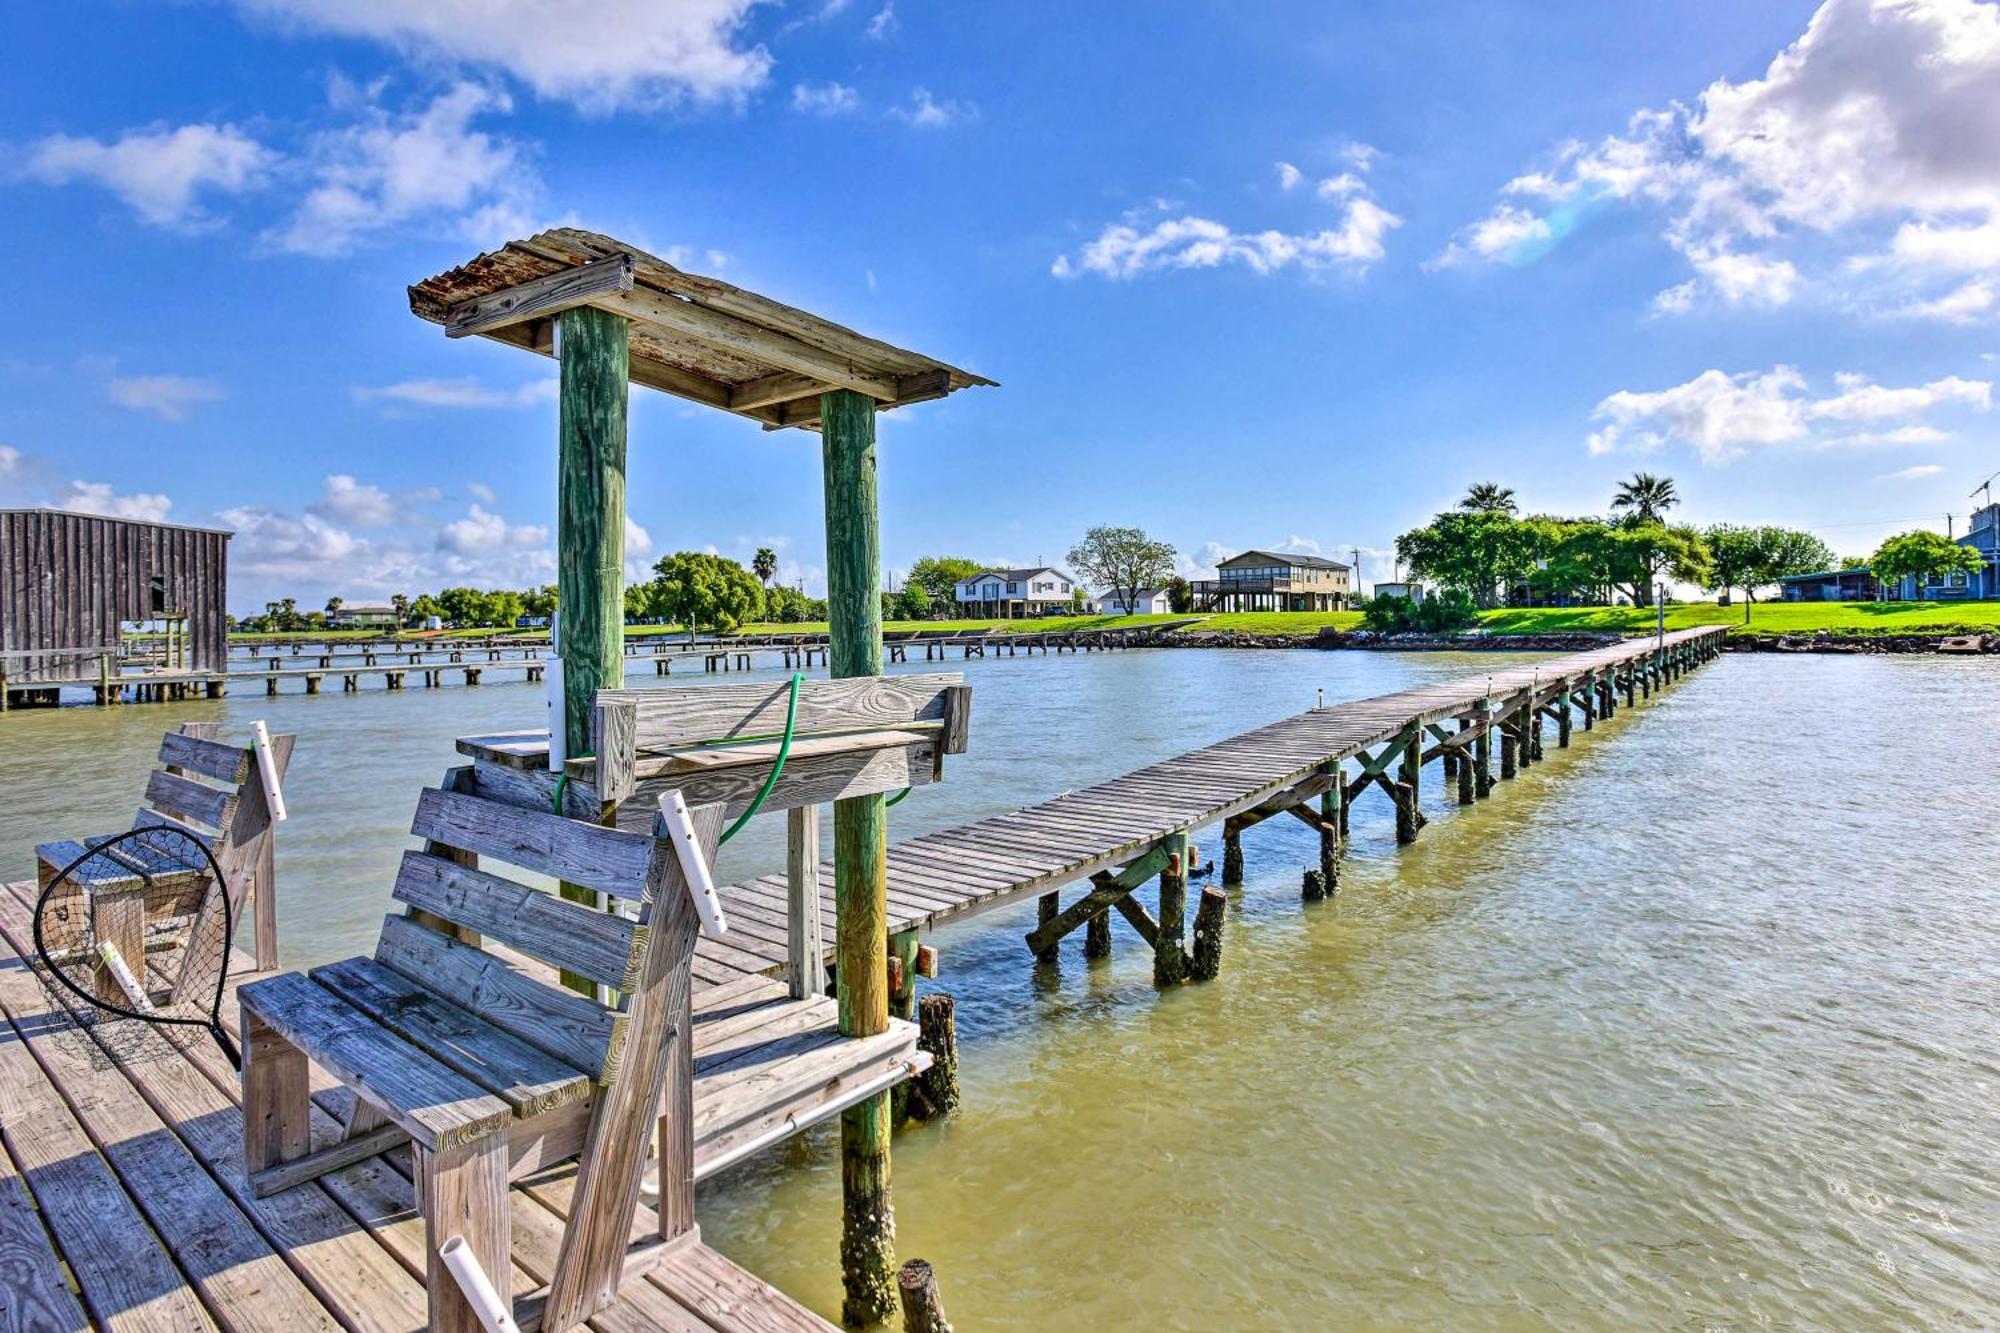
[238,774,725,1333]
[34,723,292,992]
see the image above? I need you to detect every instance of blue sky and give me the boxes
[4,0,1998,612]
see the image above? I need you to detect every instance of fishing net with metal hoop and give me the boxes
[32,825,241,1069]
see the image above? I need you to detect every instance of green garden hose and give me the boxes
[718,672,803,845]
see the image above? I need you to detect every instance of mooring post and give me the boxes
[1221,817,1244,886]
[910,993,960,1120]
[823,387,898,1327]
[897,1259,953,1333]
[554,302,630,998]
[1153,830,1190,987]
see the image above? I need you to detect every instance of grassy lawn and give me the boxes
[1479,601,2000,636]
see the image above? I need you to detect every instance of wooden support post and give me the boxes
[787,804,825,999]
[1187,886,1226,982]
[420,1135,511,1333]
[824,387,897,1327]
[1221,818,1244,886]
[1396,728,1424,844]
[1153,832,1189,987]
[1499,724,1517,779]
[1456,721,1475,805]
[1034,893,1060,965]
[897,1259,953,1333]
[241,1006,309,1176]
[1318,759,1343,888]
[1474,701,1494,797]
[1557,688,1573,748]
[1084,908,1111,960]
[890,927,919,1125]
[553,305,632,996]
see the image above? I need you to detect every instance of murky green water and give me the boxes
[3,649,1995,1328]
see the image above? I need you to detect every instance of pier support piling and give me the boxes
[823,387,900,1328]
[1084,909,1111,960]
[1152,834,1189,988]
[1034,894,1060,966]
[1188,886,1226,981]
[1221,820,1244,886]
[896,1260,953,1333]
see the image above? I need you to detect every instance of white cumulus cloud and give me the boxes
[1055,146,1401,280]
[107,374,224,421]
[25,123,273,228]
[230,0,771,112]
[1588,365,1992,462]
[792,82,860,115]
[59,480,174,522]
[1440,0,2000,320]
[354,376,557,410]
[264,82,538,256]
[891,88,975,129]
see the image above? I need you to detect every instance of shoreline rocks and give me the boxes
[1154,629,1996,655]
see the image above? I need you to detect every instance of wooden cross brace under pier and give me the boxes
[1023,831,1230,985]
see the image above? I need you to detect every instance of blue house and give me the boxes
[1888,503,1999,601]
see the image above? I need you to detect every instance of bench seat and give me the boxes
[238,972,511,1156]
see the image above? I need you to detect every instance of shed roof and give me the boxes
[0,507,233,538]
[409,229,996,431]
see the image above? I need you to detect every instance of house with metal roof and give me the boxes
[1191,549,1352,612]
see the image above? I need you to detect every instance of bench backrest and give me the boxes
[388,773,700,1080]
[387,771,722,1324]
[589,671,970,809]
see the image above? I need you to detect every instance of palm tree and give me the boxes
[1612,472,1679,523]
[752,547,778,587]
[1460,482,1518,514]
[391,592,410,626]
[325,595,344,617]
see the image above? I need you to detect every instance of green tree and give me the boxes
[763,584,822,623]
[1066,526,1176,615]
[1396,510,1544,608]
[391,593,411,627]
[1459,482,1518,514]
[1165,575,1192,613]
[643,552,764,638]
[1868,529,1981,597]
[892,582,932,621]
[1704,525,1836,621]
[1603,520,1711,607]
[325,595,344,618]
[906,556,983,613]
[751,547,778,587]
[522,584,558,619]
[409,594,443,625]
[1611,472,1679,523]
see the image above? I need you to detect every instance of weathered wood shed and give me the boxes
[0,508,230,685]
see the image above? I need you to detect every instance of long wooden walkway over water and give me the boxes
[0,627,1721,1331]
[688,626,1727,991]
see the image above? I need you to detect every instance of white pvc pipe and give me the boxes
[96,941,155,1013]
[438,1236,518,1333]
[251,720,288,823]
[659,791,727,937]
[545,655,566,773]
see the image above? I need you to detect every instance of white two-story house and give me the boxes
[954,567,1077,618]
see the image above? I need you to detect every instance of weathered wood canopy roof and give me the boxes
[409,228,996,430]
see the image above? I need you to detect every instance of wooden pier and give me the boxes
[7,625,1190,710]
[0,628,1721,1331]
